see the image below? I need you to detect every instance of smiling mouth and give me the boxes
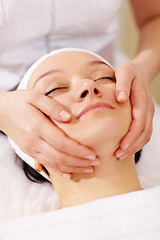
[76,102,115,119]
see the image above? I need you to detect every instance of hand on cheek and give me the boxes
[114,63,154,159]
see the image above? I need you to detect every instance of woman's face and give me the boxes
[28,51,132,151]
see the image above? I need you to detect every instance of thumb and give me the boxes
[115,65,133,103]
[30,92,72,122]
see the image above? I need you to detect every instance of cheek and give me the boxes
[99,83,117,111]
[51,94,72,112]
[114,103,132,138]
[102,84,132,132]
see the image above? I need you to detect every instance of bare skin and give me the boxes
[50,156,142,209]
[34,51,142,208]
[0,90,96,178]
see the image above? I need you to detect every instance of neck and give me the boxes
[50,151,142,209]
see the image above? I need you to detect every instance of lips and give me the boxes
[76,102,115,119]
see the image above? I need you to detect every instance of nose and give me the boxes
[74,80,102,102]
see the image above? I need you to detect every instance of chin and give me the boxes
[58,110,131,149]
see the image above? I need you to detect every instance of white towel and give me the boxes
[1,186,160,240]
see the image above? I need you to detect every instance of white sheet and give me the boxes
[136,100,160,188]
[1,186,160,240]
[0,132,59,221]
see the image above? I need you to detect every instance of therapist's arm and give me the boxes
[0,90,96,178]
[115,0,160,159]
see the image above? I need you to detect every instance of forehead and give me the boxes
[28,51,114,88]
[35,51,107,72]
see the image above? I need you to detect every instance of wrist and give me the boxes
[131,50,159,85]
[132,17,160,85]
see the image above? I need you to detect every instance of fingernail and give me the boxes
[116,152,124,159]
[91,160,100,166]
[83,168,93,173]
[86,154,96,161]
[123,143,130,151]
[62,173,71,179]
[59,110,71,120]
[118,91,127,101]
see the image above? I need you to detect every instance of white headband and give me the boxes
[8,47,114,181]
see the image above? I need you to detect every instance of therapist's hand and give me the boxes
[0,90,96,178]
[114,62,155,159]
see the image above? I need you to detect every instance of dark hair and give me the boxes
[22,161,49,183]
[20,149,142,183]
[15,155,49,183]
[135,149,142,163]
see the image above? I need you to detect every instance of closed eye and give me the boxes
[45,87,68,96]
[94,77,116,83]
[45,77,115,96]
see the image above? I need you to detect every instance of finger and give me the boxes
[53,169,72,179]
[33,154,72,179]
[115,99,154,159]
[115,65,135,102]
[29,91,72,122]
[120,108,146,151]
[38,139,99,168]
[35,153,94,174]
[119,80,148,151]
[58,165,94,174]
[29,92,96,160]
[116,126,152,160]
[40,120,96,160]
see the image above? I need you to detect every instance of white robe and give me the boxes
[0,0,122,91]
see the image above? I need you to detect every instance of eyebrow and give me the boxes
[32,69,62,88]
[89,60,110,67]
[33,59,111,88]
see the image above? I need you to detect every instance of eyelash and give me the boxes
[45,87,68,96]
[94,77,115,82]
[45,77,115,96]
